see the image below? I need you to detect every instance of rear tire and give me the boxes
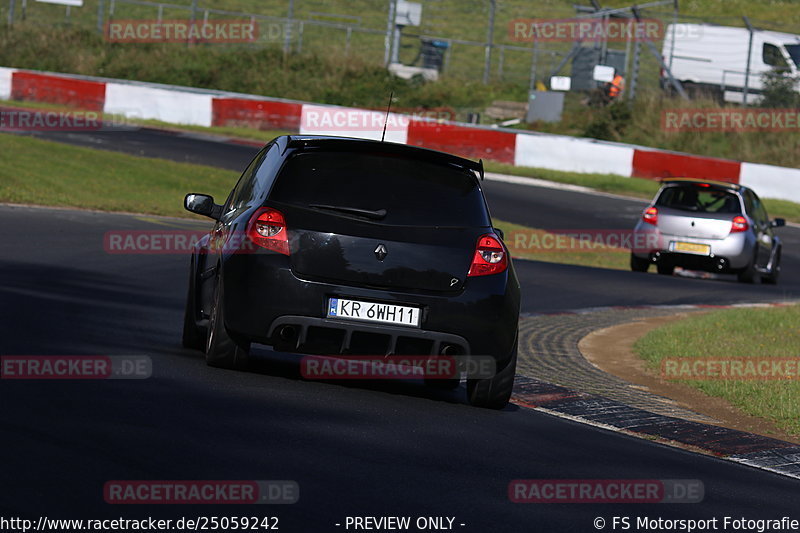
[630,254,649,272]
[182,255,206,351]
[737,252,760,284]
[467,337,517,410]
[206,278,250,370]
[762,248,781,285]
[656,263,674,276]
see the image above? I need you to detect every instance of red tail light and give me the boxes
[468,234,508,277]
[731,215,749,233]
[643,207,658,225]
[246,207,290,255]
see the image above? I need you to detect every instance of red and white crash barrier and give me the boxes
[2,67,799,202]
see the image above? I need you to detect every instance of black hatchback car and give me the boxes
[182,135,520,409]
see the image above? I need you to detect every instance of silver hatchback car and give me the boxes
[631,178,785,284]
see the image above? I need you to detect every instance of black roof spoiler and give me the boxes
[660,177,741,190]
[285,135,484,181]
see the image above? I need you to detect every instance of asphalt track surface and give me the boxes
[2,126,799,531]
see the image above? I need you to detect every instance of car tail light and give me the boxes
[731,215,749,233]
[246,207,289,255]
[642,207,658,225]
[468,234,508,277]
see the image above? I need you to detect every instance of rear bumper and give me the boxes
[220,253,520,362]
[267,315,471,356]
[631,226,753,271]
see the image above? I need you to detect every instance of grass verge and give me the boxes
[0,133,237,217]
[634,305,800,436]
[494,219,629,270]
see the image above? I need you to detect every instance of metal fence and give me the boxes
[2,0,574,89]
[3,0,797,97]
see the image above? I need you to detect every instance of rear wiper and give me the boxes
[308,204,387,220]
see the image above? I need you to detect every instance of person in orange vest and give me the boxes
[607,73,625,100]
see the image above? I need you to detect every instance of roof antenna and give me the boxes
[381,91,394,142]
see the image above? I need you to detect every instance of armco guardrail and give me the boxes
[1,66,798,203]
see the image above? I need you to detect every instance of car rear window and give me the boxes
[268,151,490,227]
[656,185,742,214]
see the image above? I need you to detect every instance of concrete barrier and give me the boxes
[105,82,213,126]
[0,68,15,101]
[632,148,741,184]
[739,162,800,204]
[12,71,106,111]
[515,134,634,176]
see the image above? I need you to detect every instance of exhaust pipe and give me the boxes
[279,325,297,342]
[440,344,460,356]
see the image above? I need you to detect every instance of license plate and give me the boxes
[327,298,421,328]
[673,241,711,255]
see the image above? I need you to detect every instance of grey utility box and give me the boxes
[526,91,565,123]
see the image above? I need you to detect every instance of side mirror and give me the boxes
[770,218,786,228]
[184,193,221,220]
[493,227,505,241]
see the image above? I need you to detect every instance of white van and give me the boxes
[662,23,800,103]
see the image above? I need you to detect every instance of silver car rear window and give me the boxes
[656,185,741,214]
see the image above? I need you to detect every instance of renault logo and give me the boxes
[374,244,388,261]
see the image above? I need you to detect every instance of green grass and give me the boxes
[0,23,518,110]
[634,305,800,436]
[763,198,800,225]
[5,0,798,52]
[130,118,288,143]
[0,134,237,217]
